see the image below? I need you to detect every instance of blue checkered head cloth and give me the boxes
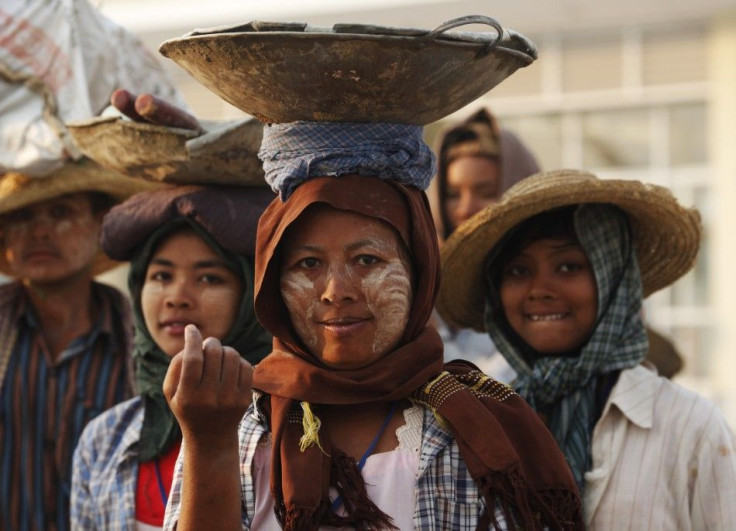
[258,121,437,200]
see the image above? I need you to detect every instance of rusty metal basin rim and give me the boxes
[158,17,537,124]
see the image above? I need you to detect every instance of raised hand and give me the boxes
[163,325,253,446]
[165,325,248,530]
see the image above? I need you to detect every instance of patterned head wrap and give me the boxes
[258,122,436,200]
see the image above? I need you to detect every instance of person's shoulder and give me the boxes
[92,281,129,307]
[653,371,718,414]
[78,396,143,445]
[91,281,133,328]
[631,366,732,436]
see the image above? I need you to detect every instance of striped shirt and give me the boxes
[165,399,512,530]
[585,364,736,529]
[0,281,134,531]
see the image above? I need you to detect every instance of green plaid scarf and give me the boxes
[484,204,648,491]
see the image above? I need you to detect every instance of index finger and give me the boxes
[110,88,145,121]
[179,324,205,389]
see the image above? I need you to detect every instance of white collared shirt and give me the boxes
[585,364,736,530]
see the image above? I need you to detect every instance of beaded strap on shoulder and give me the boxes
[409,370,516,428]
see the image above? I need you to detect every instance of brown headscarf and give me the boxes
[252,175,583,530]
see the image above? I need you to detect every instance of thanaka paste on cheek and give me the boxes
[4,208,101,281]
[363,257,412,355]
[141,281,165,347]
[280,271,320,352]
[54,219,73,234]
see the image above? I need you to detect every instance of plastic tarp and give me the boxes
[0,0,186,176]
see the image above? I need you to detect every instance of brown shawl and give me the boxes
[252,175,582,530]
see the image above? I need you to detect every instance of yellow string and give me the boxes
[431,408,450,432]
[417,374,453,431]
[298,402,328,455]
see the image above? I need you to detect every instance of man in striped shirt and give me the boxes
[0,162,154,531]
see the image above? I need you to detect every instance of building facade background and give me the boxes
[96,0,736,427]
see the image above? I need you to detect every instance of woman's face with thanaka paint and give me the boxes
[279,205,414,369]
[141,229,243,357]
[1,193,103,284]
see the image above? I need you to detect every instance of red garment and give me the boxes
[135,441,181,526]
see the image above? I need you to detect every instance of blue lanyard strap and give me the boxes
[331,401,399,512]
[154,458,169,507]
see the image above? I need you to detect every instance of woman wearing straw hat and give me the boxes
[0,160,157,531]
[437,169,736,529]
[162,123,584,530]
[430,107,540,383]
[71,185,273,530]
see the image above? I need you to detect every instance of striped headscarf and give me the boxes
[484,204,649,490]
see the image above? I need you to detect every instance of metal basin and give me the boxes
[158,16,537,124]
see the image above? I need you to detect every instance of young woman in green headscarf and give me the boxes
[70,185,274,530]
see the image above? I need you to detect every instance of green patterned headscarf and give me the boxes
[130,217,272,462]
[484,204,648,491]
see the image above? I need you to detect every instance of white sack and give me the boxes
[0,0,185,176]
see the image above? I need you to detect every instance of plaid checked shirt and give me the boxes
[71,397,144,530]
[165,398,512,530]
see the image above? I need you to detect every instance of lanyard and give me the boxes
[331,401,399,512]
[154,458,169,507]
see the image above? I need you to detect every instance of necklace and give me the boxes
[153,458,169,506]
[331,401,399,512]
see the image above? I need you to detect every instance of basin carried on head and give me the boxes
[159,16,537,125]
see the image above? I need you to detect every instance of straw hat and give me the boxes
[0,159,162,276]
[437,169,702,331]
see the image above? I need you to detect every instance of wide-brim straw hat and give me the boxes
[437,169,702,332]
[0,159,161,276]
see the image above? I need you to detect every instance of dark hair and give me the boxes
[488,206,579,287]
[87,192,117,215]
